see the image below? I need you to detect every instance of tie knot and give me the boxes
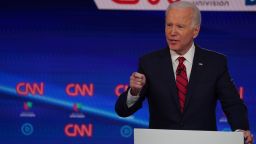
[177,57,186,64]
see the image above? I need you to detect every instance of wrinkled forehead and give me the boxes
[166,8,194,18]
[165,8,194,24]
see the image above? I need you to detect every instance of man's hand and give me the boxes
[237,130,254,144]
[243,130,254,144]
[130,72,146,96]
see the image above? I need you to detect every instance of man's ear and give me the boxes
[193,25,200,38]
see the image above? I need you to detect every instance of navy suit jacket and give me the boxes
[115,45,249,131]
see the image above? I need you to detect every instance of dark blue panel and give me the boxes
[0,0,255,143]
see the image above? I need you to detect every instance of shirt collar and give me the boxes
[170,43,195,64]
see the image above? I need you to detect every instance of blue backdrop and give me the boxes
[0,0,255,143]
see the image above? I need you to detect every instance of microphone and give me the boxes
[176,67,182,75]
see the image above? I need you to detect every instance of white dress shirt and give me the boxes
[126,43,195,108]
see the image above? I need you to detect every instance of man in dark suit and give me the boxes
[115,1,253,144]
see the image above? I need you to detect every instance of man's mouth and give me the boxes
[169,39,179,44]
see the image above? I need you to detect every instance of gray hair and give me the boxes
[166,1,201,27]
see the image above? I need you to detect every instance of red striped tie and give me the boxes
[176,57,188,113]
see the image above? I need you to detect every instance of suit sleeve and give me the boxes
[217,57,249,131]
[115,58,148,117]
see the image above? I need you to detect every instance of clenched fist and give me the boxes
[130,72,146,96]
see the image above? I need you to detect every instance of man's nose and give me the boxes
[170,26,177,36]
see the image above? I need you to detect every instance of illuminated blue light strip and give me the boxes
[0,85,148,126]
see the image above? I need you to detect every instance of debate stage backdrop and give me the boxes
[0,0,255,143]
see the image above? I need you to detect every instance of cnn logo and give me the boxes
[64,123,93,137]
[66,83,94,97]
[16,82,44,96]
[112,0,179,5]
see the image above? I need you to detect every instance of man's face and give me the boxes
[165,8,200,55]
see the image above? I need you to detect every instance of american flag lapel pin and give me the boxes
[198,62,203,66]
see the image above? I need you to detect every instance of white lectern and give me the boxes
[134,128,243,144]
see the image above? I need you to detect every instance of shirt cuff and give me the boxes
[126,88,140,108]
[235,129,244,132]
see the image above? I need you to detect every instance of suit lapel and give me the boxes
[157,46,206,114]
[159,48,180,111]
[184,46,205,113]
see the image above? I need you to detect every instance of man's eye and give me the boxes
[166,24,172,27]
